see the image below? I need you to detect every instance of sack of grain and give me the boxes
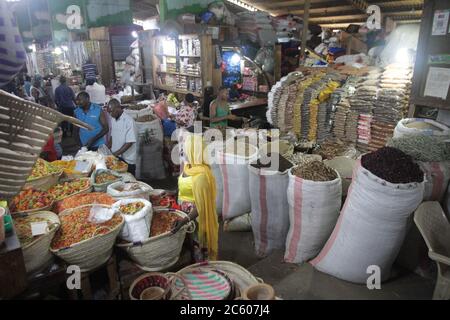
[205,141,225,216]
[311,161,424,283]
[284,163,342,264]
[394,118,450,139]
[419,161,450,202]
[218,140,258,220]
[107,181,153,201]
[112,199,153,243]
[248,162,291,257]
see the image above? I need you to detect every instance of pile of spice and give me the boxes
[292,160,338,182]
[95,172,120,184]
[119,202,145,215]
[150,211,183,237]
[313,138,348,160]
[56,192,116,214]
[251,153,293,172]
[51,206,122,249]
[387,135,450,162]
[361,147,423,184]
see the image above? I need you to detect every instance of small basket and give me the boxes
[50,204,124,272]
[105,156,129,173]
[128,272,182,300]
[15,211,60,274]
[0,90,92,200]
[91,169,122,192]
[116,209,195,272]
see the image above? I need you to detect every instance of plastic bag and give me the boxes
[88,205,116,224]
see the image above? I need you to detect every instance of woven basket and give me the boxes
[15,211,60,274]
[176,261,263,298]
[24,171,63,191]
[91,169,123,192]
[105,156,129,173]
[116,209,195,272]
[52,178,92,206]
[0,90,92,200]
[50,204,124,272]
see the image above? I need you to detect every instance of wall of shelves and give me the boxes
[151,34,213,98]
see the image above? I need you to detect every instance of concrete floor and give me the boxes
[62,136,437,300]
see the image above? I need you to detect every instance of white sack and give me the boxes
[113,198,153,243]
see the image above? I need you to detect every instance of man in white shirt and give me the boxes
[85,77,106,106]
[107,99,138,176]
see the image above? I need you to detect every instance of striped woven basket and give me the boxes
[0,90,92,200]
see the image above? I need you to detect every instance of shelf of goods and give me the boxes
[267,64,414,153]
[151,34,212,98]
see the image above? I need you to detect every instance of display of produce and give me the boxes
[51,206,123,249]
[387,135,450,162]
[9,189,55,213]
[55,192,116,213]
[292,161,338,182]
[361,147,423,184]
[150,210,183,237]
[95,172,120,184]
[27,158,62,181]
[105,156,128,172]
[119,201,145,215]
[14,216,49,246]
[47,179,91,201]
[51,160,77,174]
[150,193,177,208]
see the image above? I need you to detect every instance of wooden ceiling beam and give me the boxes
[373,1,423,8]
[309,14,368,23]
[251,0,338,9]
[345,0,370,12]
[271,5,356,16]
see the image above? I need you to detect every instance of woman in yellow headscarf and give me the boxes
[176,133,219,261]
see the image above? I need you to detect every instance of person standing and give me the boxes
[30,77,49,106]
[24,75,32,97]
[175,93,197,130]
[74,91,109,151]
[107,99,138,176]
[85,78,106,106]
[55,75,76,137]
[82,58,97,82]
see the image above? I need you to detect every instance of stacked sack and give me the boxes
[236,12,276,46]
[312,147,424,283]
[369,64,413,152]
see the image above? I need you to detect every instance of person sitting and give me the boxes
[74,91,109,151]
[175,93,198,130]
[107,99,138,176]
[175,133,219,262]
[85,77,106,106]
[209,86,238,131]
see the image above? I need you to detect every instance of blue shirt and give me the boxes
[24,81,31,96]
[74,103,105,148]
[55,84,75,109]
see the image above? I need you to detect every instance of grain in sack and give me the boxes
[311,159,424,283]
[284,162,342,264]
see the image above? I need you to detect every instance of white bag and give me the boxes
[249,165,290,257]
[205,141,225,216]
[107,181,153,201]
[394,118,450,139]
[419,161,450,202]
[284,168,342,264]
[311,162,424,284]
[113,199,153,243]
[218,142,258,220]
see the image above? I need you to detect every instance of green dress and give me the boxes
[209,99,230,129]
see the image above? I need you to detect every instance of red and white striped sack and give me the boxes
[419,161,450,202]
[284,168,342,264]
[311,161,424,283]
[248,165,290,258]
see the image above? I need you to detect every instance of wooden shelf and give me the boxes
[155,84,202,97]
[180,55,201,58]
[157,71,202,78]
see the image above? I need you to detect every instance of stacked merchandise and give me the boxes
[236,12,277,45]
[319,86,344,143]
[180,59,201,76]
[369,64,413,152]
[272,15,303,42]
[179,38,201,56]
[349,68,381,151]
[284,82,299,134]
[333,97,350,140]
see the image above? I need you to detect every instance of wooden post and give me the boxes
[300,0,311,63]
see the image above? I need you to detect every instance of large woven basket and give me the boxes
[0,90,92,200]
[15,211,60,274]
[50,204,124,272]
[116,209,195,272]
[91,169,123,192]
